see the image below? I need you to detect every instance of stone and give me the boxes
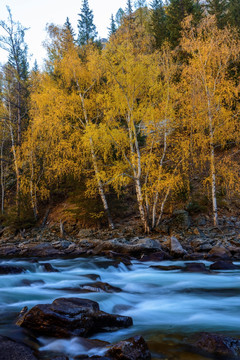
[0,335,37,360]
[151,265,183,271]
[79,282,122,293]
[170,237,187,257]
[0,265,25,274]
[183,262,209,273]
[209,260,240,270]
[106,335,151,360]
[40,263,59,272]
[16,297,133,338]
[207,246,232,260]
[140,251,172,262]
[188,332,240,359]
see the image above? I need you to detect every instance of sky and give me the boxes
[0,0,136,67]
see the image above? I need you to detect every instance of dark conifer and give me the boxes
[206,0,228,28]
[150,0,168,48]
[108,14,117,36]
[77,0,98,46]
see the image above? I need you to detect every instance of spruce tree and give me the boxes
[166,0,196,47]
[108,14,117,36]
[77,0,97,46]
[62,17,75,51]
[206,0,228,28]
[115,8,124,27]
[228,0,240,31]
[150,0,168,49]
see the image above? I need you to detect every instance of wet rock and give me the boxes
[16,297,133,338]
[0,265,25,274]
[183,253,205,260]
[21,279,45,286]
[79,282,122,293]
[82,274,101,281]
[0,335,37,360]
[140,251,172,262]
[106,335,151,360]
[184,262,209,273]
[40,263,59,272]
[151,265,183,271]
[188,332,240,359]
[207,246,232,260]
[91,237,162,257]
[209,260,240,270]
[170,237,187,258]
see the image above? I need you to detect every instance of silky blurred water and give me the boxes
[0,257,240,359]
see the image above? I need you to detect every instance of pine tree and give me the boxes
[206,0,228,28]
[77,0,98,46]
[227,0,240,31]
[64,17,75,39]
[108,14,117,36]
[150,0,168,49]
[115,8,124,27]
[126,0,134,15]
[166,0,196,47]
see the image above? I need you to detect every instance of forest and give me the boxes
[0,0,239,233]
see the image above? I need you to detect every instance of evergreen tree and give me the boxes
[126,0,134,16]
[227,0,240,31]
[64,17,75,39]
[166,0,196,47]
[206,0,228,28]
[150,0,168,49]
[63,17,75,51]
[77,0,98,46]
[108,14,117,36]
[115,8,124,27]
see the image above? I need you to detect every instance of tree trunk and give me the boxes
[208,97,218,226]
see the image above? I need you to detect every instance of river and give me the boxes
[0,257,240,359]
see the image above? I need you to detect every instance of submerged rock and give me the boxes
[188,332,240,359]
[0,335,37,360]
[16,297,133,338]
[40,262,59,272]
[184,262,209,273]
[79,282,122,293]
[209,260,240,270]
[106,335,151,360]
[0,265,25,274]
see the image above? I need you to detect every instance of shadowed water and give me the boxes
[0,257,240,359]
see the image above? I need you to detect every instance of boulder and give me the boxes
[40,263,59,272]
[79,282,122,293]
[209,260,240,270]
[184,262,209,273]
[0,335,37,360]
[188,332,240,359]
[140,251,172,262]
[207,246,232,260]
[0,265,25,274]
[151,265,183,271]
[106,335,151,360]
[16,297,133,338]
[170,237,187,258]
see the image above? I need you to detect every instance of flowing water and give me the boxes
[0,257,240,359]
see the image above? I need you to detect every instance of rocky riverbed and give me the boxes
[0,221,239,359]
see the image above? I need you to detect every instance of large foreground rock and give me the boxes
[16,297,133,337]
[188,332,240,359]
[106,335,151,360]
[0,335,37,360]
